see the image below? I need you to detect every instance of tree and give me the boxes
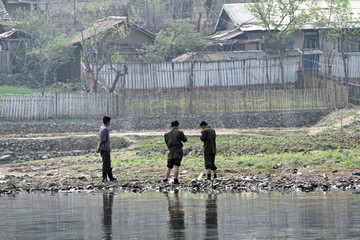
[78,16,134,93]
[248,0,308,87]
[309,0,359,86]
[8,10,75,95]
[141,19,208,63]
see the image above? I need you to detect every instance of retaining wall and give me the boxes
[1,110,331,135]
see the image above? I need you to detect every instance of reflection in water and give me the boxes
[165,192,185,239]
[1,192,360,239]
[205,194,218,240]
[102,192,114,240]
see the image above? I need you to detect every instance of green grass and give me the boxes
[344,111,357,118]
[318,117,333,127]
[0,86,35,95]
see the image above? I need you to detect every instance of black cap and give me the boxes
[171,120,179,127]
[200,121,207,127]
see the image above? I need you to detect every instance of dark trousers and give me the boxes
[100,150,111,172]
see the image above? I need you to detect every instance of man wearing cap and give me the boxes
[200,121,217,180]
[164,120,187,184]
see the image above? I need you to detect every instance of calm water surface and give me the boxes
[0,191,359,239]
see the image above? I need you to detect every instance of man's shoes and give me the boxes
[174,179,180,184]
[102,171,108,182]
[107,168,117,182]
[163,179,168,183]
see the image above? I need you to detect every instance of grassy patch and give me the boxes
[0,86,35,95]
[318,117,333,127]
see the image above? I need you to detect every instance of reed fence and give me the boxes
[119,83,347,116]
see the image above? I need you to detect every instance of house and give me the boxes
[172,50,266,63]
[0,29,32,74]
[69,16,155,82]
[211,1,360,75]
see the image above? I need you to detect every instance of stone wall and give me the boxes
[1,110,330,135]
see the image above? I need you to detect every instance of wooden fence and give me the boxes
[0,93,117,121]
[319,54,360,79]
[93,56,301,90]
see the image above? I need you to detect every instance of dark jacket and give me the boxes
[165,128,187,159]
[200,126,216,155]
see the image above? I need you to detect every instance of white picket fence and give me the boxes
[0,93,117,121]
[94,56,301,90]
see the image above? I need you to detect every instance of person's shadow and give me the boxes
[102,192,114,240]
[205,194,218,240]
[165,192,185,239]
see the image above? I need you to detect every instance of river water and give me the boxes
[0,191,359,239]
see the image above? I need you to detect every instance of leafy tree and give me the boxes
[308,0,359,85]
[141,19,208,63]
[7,10,75,95]
[248,0,308,87]
[78,16,133,93]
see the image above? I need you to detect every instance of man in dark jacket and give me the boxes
[200,121,217,180]
[96,116,116,182]
[164,120,187,184]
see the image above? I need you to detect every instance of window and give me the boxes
[341,35,360,52]
[304,32,319,49]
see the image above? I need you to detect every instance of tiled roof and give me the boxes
[72,16,127,44]
[72,16,155,44]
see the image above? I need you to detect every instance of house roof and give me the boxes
[0,0,12,25]
[214,1,360,33]
[8,0,38,3]
[0,29,33,40]
[72,16,155,44]
[172,50,268,63]
[208,28,244,41]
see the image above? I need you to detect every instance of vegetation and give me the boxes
[141,19,208,63]
[6,10,75,95]
[0,86,34,95]
[308,0,360,85]
[248,0,308,87]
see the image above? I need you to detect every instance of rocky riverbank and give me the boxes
[1,169,360,195]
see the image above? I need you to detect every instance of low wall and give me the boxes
[1,110,330,135]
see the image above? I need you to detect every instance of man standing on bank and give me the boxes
[96,116,116,182]
[200,121,217,180]
[164,120,187,184]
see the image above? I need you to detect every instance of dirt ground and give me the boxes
[1,107,360,184]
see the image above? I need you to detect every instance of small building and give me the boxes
[0,29,32,74]
[69,16,155,82]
